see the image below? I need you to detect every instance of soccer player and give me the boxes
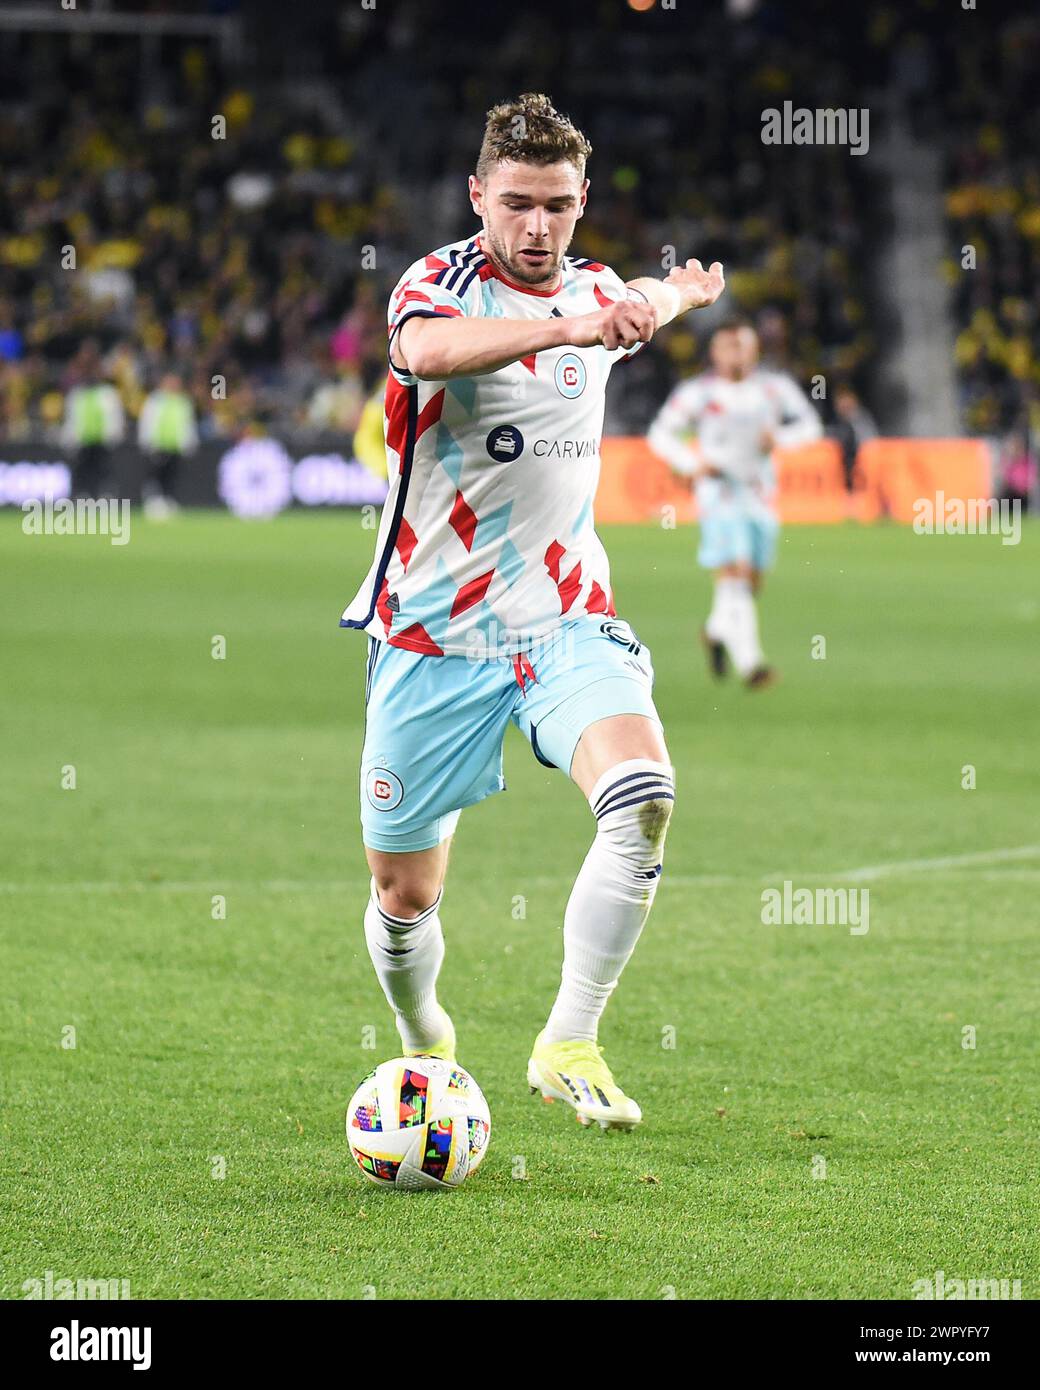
[341,93,725,1130]
[647,320,822,687]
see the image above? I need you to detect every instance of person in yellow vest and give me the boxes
[352,384,388,482]
[137,371,198,516]
[62,351,126,498]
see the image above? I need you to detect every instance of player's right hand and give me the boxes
[567,300,657,351]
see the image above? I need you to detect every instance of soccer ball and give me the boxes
[346,1057,491,1191]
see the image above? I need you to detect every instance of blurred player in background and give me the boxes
[648,320,821,687]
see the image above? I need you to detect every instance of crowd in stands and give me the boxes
[0,0,1033,470]
[0,23,390,447]
[0,0,878,451]
[935,8,1040,454]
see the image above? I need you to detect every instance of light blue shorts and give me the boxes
[359,616,661,852]
[697,478,780,572]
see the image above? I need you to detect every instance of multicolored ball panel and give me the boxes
[420,1119,455,1182]
[353,1096,381,1132]
[468,1116,490,1159]
[398,1068,429,1127]
[352,1149,402,1183]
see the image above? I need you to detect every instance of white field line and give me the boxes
[0,878,369,895]
[551,844,1040,888]
[780,844,1040,884]
[0,846,1037,895]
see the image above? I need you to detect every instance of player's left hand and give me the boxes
[664,258,725,312]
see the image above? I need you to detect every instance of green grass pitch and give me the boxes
[1,510,1037,1300]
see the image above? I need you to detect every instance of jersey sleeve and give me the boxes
[387,260,479,386]
[772,374,823,447]
[594,266,651,363]
[647,380,704,476]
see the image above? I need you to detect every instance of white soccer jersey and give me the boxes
[647,368,822,491]
[340,234,644,657]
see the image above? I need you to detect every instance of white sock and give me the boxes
[723,578,763,677]
[544,760,675,1044]
[705,578,734,642]
[363,880,449,1051]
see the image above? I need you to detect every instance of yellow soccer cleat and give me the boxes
[403,1010,456,1063]
[527,1031,642,1131]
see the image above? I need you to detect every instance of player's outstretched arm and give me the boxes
[647,408,701,480]
[627,259,726,332]
[395,314,577,381]
[647,387,722,483]
[772,375,824,447]
[397,298,664,380]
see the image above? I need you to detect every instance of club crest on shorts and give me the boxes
[554,353,586,399]
[365,767,404,811]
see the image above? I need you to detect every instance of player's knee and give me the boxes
[371,873,441,920]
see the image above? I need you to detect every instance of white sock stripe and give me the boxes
[593,768,674,814]
[596,789,675,821]
[593,772,667,814]
[590,761,674,816]
[591,771,640,812]
[371,885,442,931]
[378,902,438,932]
[596,777,673,807]
[595,781,675,820]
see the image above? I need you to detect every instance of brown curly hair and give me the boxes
[475,92,592,182]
